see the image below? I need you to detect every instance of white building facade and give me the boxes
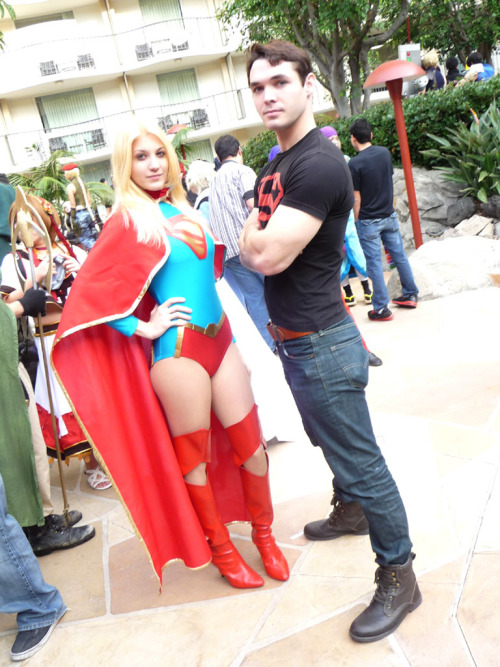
[0,0,334,181]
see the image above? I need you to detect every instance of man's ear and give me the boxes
[304,72,316,96]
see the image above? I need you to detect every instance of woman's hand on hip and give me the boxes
[146,297,192,340]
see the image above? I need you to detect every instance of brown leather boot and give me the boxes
[186,480,264,589]
[304,494,369,541]
[349,553,422,642]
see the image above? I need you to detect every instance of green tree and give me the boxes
[0,1,15,50]
[218,0,409,117]
[394,0,500,64]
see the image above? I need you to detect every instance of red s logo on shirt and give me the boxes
[257,173,284,228]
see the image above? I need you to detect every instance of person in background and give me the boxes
[349,118,419,321]
[62,163,98,250]
[421,50,446,92]
[445,56,461,83]
[457,51,495,85]
[209,135,275,350]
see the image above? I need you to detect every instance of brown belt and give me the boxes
[266,321,315,342]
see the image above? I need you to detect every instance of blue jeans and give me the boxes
[0,472,66,631]
[356,212,418,312]
[75,209,98,251]
[277,314,412,566]
[224,255,274,350]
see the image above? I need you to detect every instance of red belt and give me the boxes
[266,322,315,342]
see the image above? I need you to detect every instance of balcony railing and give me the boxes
[1,82,335,172]
[0,16,234,95]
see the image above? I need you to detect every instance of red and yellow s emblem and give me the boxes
[257,173,284,228]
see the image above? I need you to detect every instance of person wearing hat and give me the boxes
[62,163,99,250]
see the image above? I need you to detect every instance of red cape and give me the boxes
[52,210,247,583]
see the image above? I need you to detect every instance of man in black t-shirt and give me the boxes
[349,118,419,321]
[240,40,421,644]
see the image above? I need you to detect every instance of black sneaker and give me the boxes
[11,616,62,661]
[392,294,418,308]
[368,307,394,321]
[304,495,369,541]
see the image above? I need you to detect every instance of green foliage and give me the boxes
[392,0,500,62]
[242,75,500,176]
[0,1,15,50]
[7,151,113,214]
[421,101,500,201]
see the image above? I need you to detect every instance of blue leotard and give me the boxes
[108,202,225,362]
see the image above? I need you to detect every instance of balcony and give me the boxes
[1,81,334,173]
[0,16,235,96]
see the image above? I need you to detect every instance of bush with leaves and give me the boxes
[421,101,500,203]
[242,75,500,174]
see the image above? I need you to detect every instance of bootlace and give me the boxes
[372,566,399,605]
[328,495,344,521]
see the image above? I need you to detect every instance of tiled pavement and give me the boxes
[1,285,499,666]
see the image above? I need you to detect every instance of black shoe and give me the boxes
[44,511,82,529]
[392,294,418,308]
[30,523,96,557]
[368,307,393,321]
[304,495,369,541]
[11,617,61,661]
[349,553,422,643]
[368,352,383,367]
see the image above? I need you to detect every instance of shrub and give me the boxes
[421,101,500,202]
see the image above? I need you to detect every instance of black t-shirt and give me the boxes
[348,145,394,219]
[254,128,353,331]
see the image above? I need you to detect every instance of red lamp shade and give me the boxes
[364,60,425,89]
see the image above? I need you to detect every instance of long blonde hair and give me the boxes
[111,118,192,245]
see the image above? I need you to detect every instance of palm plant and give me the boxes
[8,151,114,215]
[421,102,500,203]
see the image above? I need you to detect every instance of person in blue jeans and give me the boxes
[0,291,66,662]
[0,471,66,662]
[349,118,419,321]
[240,39,421,643]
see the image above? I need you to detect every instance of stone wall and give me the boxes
[388,168,500,300]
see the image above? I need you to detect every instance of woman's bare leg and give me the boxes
[151,357,211,485]
[211,343,267,476]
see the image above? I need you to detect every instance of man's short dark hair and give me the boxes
[214,135,240,162]
[466,51,483,67]
[246,40,312,85]
[350,118,372,143]
[446,56,458,70]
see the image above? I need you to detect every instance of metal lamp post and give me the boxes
[364,60,425,248]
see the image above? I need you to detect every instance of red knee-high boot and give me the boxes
[172,430,263,589]
[240,464,289,581]
[185,481,264,589]
[225,407,289,582]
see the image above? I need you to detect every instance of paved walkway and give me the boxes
[1,286,499,666]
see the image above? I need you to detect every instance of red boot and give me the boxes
[240,465,289,581]
[185,480,264,589]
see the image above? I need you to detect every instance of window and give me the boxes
[139,0,182,25]
[36,88,98,130]
[82,161,112,185]
[157,69,200,105]
[15,12,74,29]
[187,140,213,162]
